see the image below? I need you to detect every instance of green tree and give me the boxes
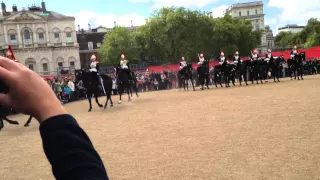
[99,26,140,66]
[212,15,262,57]
[275,18,320,49]
[135,7,215,64]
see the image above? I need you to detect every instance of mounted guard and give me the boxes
[290,44,298,60]
[119,51,132,80]
[233,51,242,64]
[218,52,228,65]
[179,56,187,74]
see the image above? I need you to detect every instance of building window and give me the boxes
[256,20,259,23]
[9,34,17,44]
[58,62,63,67]
[88,42,93,50]
[28,64,34,71]
[256,24,260,30]
[38,33,45,43]
[43,63,48,71]
[70,61,75,68]
[239,12,241,16]
[54,33,60,40]
[255,9,258,15]
[247,10,249,16]
[66,32,72,42]
[97,43,101,48]
[24,30,31,40]
[10,34,16,40]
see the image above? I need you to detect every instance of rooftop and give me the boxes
[0,1,74,20]
[278,24,305,30]
[227,1,263,11]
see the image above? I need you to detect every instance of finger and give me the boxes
[0,66,14,83]
[0,93,11,108]
[0,56,19,70]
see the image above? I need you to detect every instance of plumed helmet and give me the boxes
[91,54,96,60]
[253,49,257,54]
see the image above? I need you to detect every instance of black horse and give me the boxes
[269,56,286,82]
[179,63,195,91]
[288,52,305,80]
[250,59,264,84]
[197,60,210,90]
[100,74,114,109]
[75,69,103,112]
[0,107,19,131]
[213,60,231,88]
[115,66,131,104]
[129,71,139,97]
[236,60,250,86]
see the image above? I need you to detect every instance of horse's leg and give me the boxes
[88,94,92,112]
[118,88,122,104]
[0,118,3,131]
[300,65,304,80]
[214,74,218,88]
[24,115,33,127]
[3,116,19,125]
[104,93,109,109]
[260,69,263,84]
[94,92,103,108]
[127,88,131,102]
[191,78,196,91]
[186,79,189,91]
[206,76,210,89]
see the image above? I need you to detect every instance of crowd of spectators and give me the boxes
[43,59,320,104]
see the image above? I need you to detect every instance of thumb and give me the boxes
[0,93,11,108]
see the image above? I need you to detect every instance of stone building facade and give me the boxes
[0,2,80,76]
[265,25,275,50]
[225,1,268,53]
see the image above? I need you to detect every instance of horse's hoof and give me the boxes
[118,101,122,104]
[111,104,114,107]
[88,109,92,112]
[98,104,103,108]
[24,124,29,127]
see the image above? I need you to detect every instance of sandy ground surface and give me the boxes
[0,75,320,180]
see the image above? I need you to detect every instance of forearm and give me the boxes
[40,114,108,180]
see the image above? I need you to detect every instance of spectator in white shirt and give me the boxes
[68,78,75,101]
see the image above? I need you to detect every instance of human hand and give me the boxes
[0,57,67,123]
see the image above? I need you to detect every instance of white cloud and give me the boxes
[66,10,147,29]
[268,0,320,34]
[129,0,219,10]
[211,5,228,18]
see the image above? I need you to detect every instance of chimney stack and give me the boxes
[78,25,80,31]
[1,2,6,15]
[88,23,91,30]
[131,20,133,27]
[41,0,46,12]
[12,4,18,12]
